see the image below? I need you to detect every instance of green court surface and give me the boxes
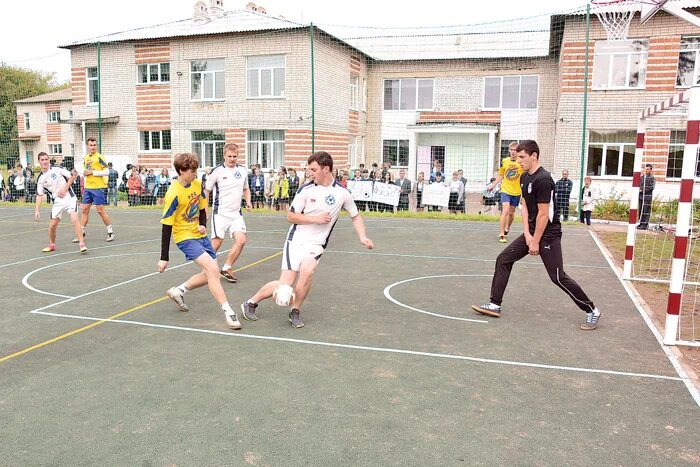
[0,206,698,465]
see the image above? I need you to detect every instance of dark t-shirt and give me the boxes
[520,166,561,239]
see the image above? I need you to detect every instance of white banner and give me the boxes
[372,182,401,207]
[346,180,373,202]
[422,183,450,207]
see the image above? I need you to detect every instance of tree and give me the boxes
[0,63,67,166]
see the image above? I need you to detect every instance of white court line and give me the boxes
[383,274,490,323]
[31,309,686,383]
[0,212,35,219]
[589,230,700,408]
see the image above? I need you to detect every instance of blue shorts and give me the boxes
[82,188,107,205]
[177,237,217,262]
[500,193,521,206]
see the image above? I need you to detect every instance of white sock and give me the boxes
[490,302,501,309]
[107,225,113,233]
[81,226,86,232]
[248,298,257,305]
[223,264,232,271]
[591,307,600,316]
[177,283,189,294]
[221,302,233,313]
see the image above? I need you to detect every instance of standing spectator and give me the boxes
[107,162,119,207]
[448,171,465,214]
[264,169,275,209]
[458,169,468,213]
[395,169,411,211]
[0,172,6,201]
[139,166,147,187]
[428,172,445,212]
[273,167,290,211]
[637,163,655,230]
[413,171,426,212]
[13,169,26,203]
[155,168,171,206]
[250,167,265,209]
[288,168,300,196]
[555,169,574,221]
[430,161,443,182]
[580,176,594,226]
[8,169,16,201]
[145,169,157,205]
[25,168,37,203]
[127,170,142,206]
[481,177,499,216]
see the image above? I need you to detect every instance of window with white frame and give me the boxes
[358,135,365,164]
[586,130,636,177]
[140,130,172,152]
[667,130,700,179]
[87,67,99,104]
[48,144,63,154]
[676,37,700,88]
[247,130,285,170]
[138,63,170,84]
[68,110,74,119]
[350,76,359,110]
[592,39,648,90]
[483,76,539,110]
[191,130,225,167]
[246,55,285,98]
[191,59,225,100]
[23,112,30,131]
[47,111,60,122]
[383,79,433,110]
[348,136,357,168]
[361,78,367,111]
[70,143,75,156]
[382,139,409,167]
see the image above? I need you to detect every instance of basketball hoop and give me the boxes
[591,0,637,41]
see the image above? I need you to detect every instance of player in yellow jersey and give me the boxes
[157,152,242,330]
[488,141,524,243]
[75,137,114,242]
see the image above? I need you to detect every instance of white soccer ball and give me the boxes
[273,284,295,307]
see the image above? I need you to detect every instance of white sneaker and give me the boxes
[167,287,189,312]
[225,310,242,330]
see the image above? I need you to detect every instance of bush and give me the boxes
[593,187,629,221]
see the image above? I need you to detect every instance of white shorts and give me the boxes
[211,213,247,239]
[281,241,324,272]
[51,196,79,220]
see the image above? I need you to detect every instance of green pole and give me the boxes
[310,23,315,153]
[97,42,103,153]
[578,5,590,220]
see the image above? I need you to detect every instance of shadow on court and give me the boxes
[0,207,698,465]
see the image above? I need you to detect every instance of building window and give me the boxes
[483,76,539,110]
[140,130,172,152]
[348,136,357,168]
[361,78,367,111]
[191,59,225,100]
[350,76,359,110]
[382,139,409,167]
[383,79,433,110]
[586,130,636,177]
[247,130,284,170]
[87,67,99,104]
[48,144,63,154]
[500,139,520,158]
[677,37,700,87]
[47,111,60,122]
[23,112,30,131]
[593,39,648,90]
[246,55,285,98]
[70,143,75,156]
[68,110,74,119]
[138,63,170,84]
[191,130,225,167]
[667,130,700,179]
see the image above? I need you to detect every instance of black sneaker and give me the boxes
[289,309,304,328]
[471,303,501,318]
[240,301,258,321]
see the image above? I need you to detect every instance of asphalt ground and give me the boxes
[0,205,698,466]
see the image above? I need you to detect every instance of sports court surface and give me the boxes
[0,205,698,465]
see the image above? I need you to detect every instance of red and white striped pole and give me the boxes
[624,118,646,279]
[664,85,700,345]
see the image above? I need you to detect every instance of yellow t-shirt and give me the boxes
[161,179,208,244]
[498,157,524,196]
[83,152,109,189]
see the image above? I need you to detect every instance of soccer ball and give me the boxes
[273,284,295,307]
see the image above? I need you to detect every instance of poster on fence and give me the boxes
[422,183,450,207]
[372,182,401,207]
[346,180,373,202]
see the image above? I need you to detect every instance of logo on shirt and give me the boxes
[234,171,242,179]
[505,167,520,181]
[527,183,532,194]
[324,194,336,206]
[182,192,201,223]
[50,173,57,179]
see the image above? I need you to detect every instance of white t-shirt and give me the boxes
[37,167,75,200]
[286,180,359,247]
[205,164,249,216]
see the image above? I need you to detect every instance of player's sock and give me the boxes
[591,307,600,317]
[222,263,232,271]
[106,225,113,234]
[490,302,501,309]
[177,283,190,295]
[221,302,233,313]
[247,298,257,305]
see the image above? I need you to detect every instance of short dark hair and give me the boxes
[645,163,653,169]
[86,137,97,143]
[307,151,333,171]
[108,162,113,167]
[173,153,199,174]
[516,140,540,159]
[38,152,49,160]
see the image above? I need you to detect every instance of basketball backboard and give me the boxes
[640,0,668,24]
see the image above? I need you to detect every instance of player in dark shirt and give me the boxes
[472,140,601,330]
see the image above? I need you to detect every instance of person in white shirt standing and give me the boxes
[34,152,87,253]
[241,151,374,328]
[204,143,252,283]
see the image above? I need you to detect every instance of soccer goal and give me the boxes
[623,86,700,347]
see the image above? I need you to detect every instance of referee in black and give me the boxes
[472,140,601,330]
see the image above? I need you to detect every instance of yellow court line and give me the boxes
[0,228,46,238]
[0,251,282,365]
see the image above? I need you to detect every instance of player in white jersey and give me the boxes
[34,152,87,253]
[241,151,374,328]
[204,143,252,283]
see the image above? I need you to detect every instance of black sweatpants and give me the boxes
[489,234,595,313]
